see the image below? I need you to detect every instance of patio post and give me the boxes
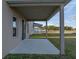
[46,21,48,38]
[60,4,65,55]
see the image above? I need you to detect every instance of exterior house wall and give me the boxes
[25,21,33,39]
[2,0,31,57]
[26,22,29,39]
[28,21,33,35]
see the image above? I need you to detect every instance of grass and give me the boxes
[48,38,76,59]
[31,33,75,38]
[4,33,76,59]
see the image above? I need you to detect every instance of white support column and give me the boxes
[60,5,65,55]
[46,21,48,39]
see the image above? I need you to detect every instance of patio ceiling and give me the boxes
[12,6,59,21]
[6,0,70,21]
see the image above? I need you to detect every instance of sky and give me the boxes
[34,0,76,28]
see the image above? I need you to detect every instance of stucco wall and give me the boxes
[25,21,33,39]
[28,21,33,35]
[3,0,24,57]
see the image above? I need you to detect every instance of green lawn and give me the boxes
[4,34,76,59]
[48,38,76,59]
[31,33,75,38]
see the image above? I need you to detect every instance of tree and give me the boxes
[42,25,73,30]
[64,26,73,30]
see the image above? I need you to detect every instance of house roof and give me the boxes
[6,0,70,21]
[6,0,70,3]
[33,23,42,27]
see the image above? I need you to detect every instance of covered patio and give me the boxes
[7,0,70,56]
[10,39,60,54]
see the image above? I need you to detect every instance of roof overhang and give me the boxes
[33,23,42,27]
[6,0,71,21]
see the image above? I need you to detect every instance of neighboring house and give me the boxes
[2,0,70,58]
[33,23,43,34]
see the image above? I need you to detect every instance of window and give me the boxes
[13,17,16,37]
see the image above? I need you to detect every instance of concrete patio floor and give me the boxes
[9,39,60,55]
